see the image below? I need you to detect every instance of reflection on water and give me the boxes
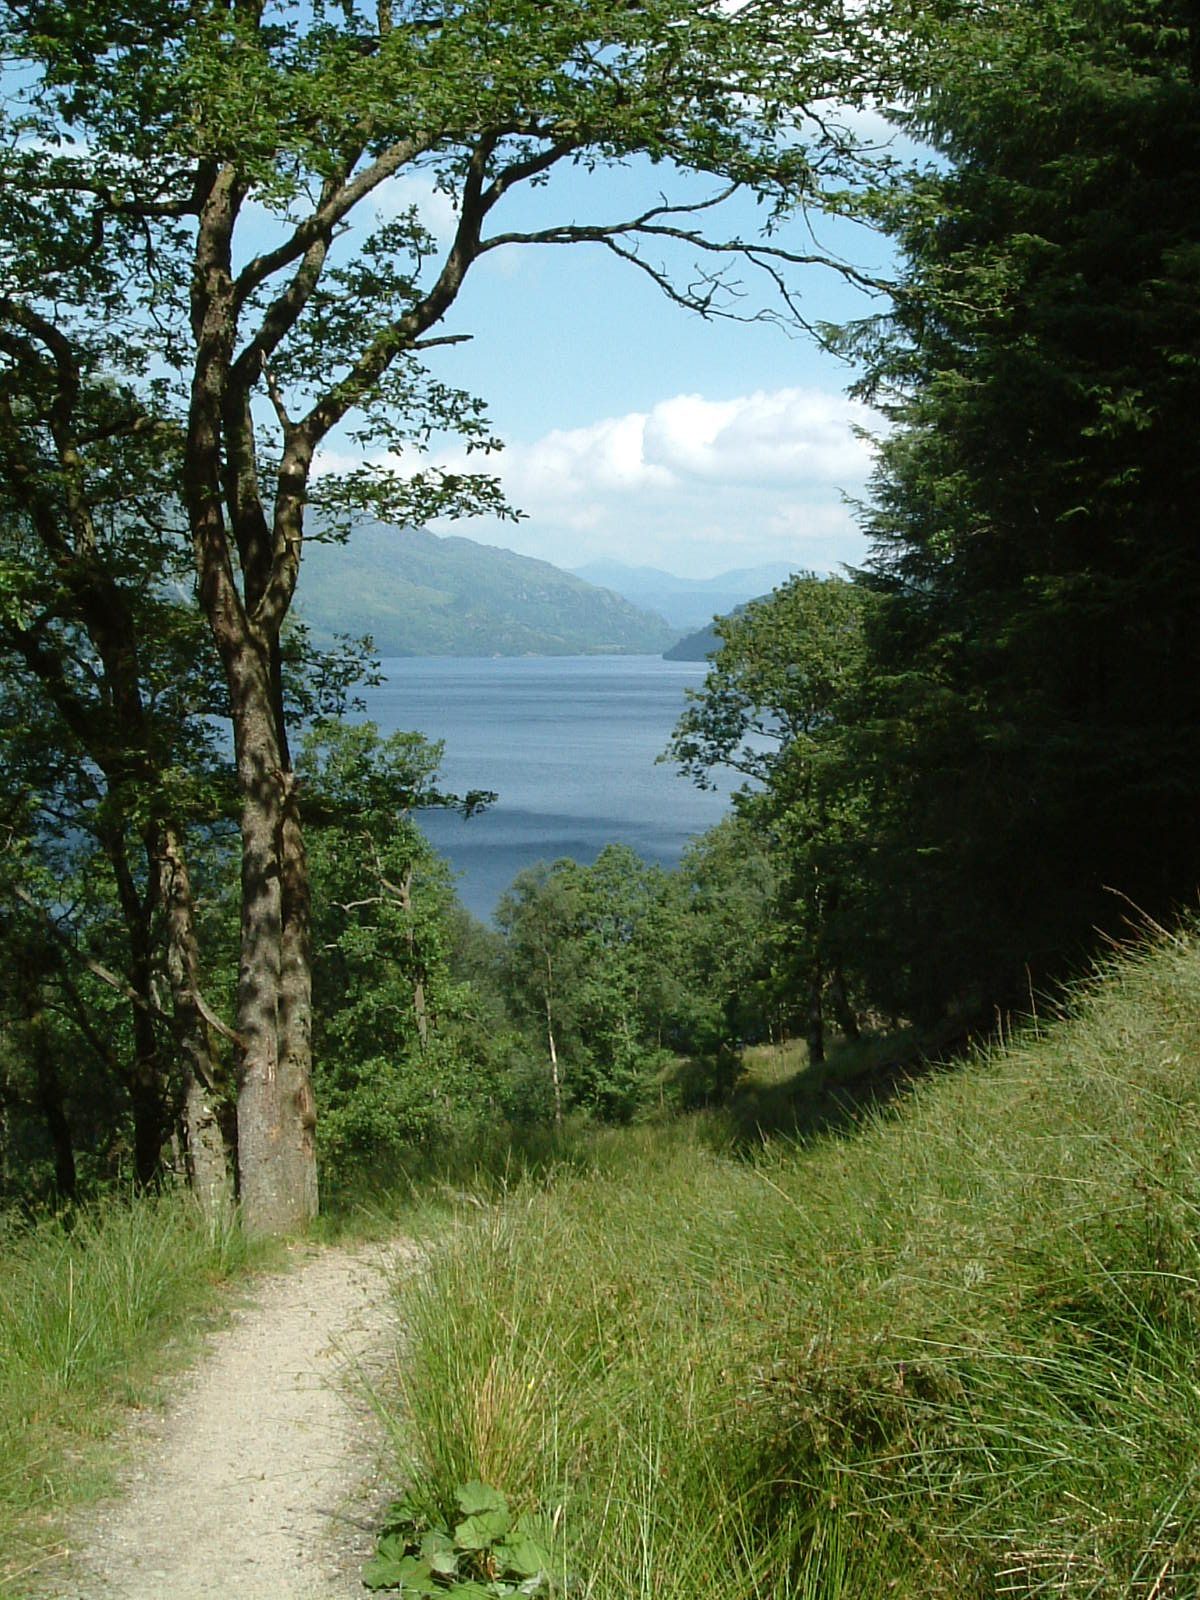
[360,656,735,920]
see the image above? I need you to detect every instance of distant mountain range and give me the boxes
[294,525,679,657]
[568,559,798,632]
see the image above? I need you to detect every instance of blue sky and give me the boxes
[7,11,905,586]
[317,148,899,580]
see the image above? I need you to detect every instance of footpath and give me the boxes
[43,1240,411,1600]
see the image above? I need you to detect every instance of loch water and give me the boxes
[360,655,734,921]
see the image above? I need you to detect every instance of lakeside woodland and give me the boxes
[2,0,1200,1592]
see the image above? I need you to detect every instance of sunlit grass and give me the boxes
[0,1192,256,1592]
[381,930,1200,1597]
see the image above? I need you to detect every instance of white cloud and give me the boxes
[314,385,882,576]
[368,173,459,243]
[642,389,874,484]
[413,385,883,577]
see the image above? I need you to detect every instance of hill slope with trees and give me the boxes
[295,524,680,657]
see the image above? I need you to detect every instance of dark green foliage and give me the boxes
[842,0,1200,1017]
[666,575,873,1056]
[661,817,779,1060]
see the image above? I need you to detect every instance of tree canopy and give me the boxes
[2,0,903,1228]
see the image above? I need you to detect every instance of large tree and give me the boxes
[0,337,236,1216]
[667,573,871,1061]
[842,0,1200,1018]
[2,0,897,1230]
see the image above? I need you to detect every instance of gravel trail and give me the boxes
[48,1240,411,1600]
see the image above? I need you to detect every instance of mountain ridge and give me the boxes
[568,558,799,631]
[293,524,680,657]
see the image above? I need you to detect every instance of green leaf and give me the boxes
[421,1528,459,1578]
[455,1481,509,1517]
[495,1531,551,1579]
[454,1507,512,1550]
[363,1552,438,1594]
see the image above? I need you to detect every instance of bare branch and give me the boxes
[262,364,295,432]
[10,885,170,1019]
[409,333,473,350]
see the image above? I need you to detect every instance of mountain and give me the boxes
[568,559,799,632]
[293,525,679,657]
[662,601,757,662]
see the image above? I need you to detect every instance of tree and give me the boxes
[666,574,872,1062]
[3,0,899,1229]
[667,816,781,1060]
[841,0,1200,1018]
[496,862,584,1125]
[498,846,681,1120]
[299,719,499,1184]
[0,339,235,1216]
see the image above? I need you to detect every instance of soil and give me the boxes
[43,1239,413,1600]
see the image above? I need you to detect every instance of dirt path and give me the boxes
[48,1240,412,1600]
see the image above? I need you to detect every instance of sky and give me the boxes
[317,148,899,582]
[9,24,903,586]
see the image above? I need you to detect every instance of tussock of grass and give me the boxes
[0,1192,251,1591]
[383,932,1200,1597]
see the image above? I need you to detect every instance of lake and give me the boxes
[361,656,734,920]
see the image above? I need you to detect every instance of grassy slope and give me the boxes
[295,524,679,656]
[385,931,1200,1598]
[0,1199,257,1595]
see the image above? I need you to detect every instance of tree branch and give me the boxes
[233,135,430,306]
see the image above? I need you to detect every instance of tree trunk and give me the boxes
[545,955,562,1126]
[395,864,429,1050]
[31,1010,76,1202]
[278,778,319,1222]
[151,821,233,1231]
[185,175,318,1235]
[828,965,860,1041]
[227,646,318,1236]
[101,820,169,1189]
[805,965,825,1067]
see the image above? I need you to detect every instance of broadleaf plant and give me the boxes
[364,1482,554,1596]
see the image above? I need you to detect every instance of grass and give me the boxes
[0,1191,259,1594]
[378,930,1200,1598]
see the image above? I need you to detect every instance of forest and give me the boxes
[2,0,1199,1594]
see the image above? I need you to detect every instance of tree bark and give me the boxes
[394,863,429,1050]
[31,1008,77,1202]
[828,965,860,1041]
[545,955,562,1126]
[226,644,318,1235]
[805,965,825,1067]
[152,821,234,1230]
[100,819,169,1189]
[278,774,319,1223]
[186,166,317,1236]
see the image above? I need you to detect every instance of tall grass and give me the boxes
[382,931,1200,1597]
[0,1191,250,1591]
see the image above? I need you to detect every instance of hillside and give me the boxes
[294,524,679,656]
[662,600,754,660]
[387,929,1200,1596]
[570,558,797,631]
